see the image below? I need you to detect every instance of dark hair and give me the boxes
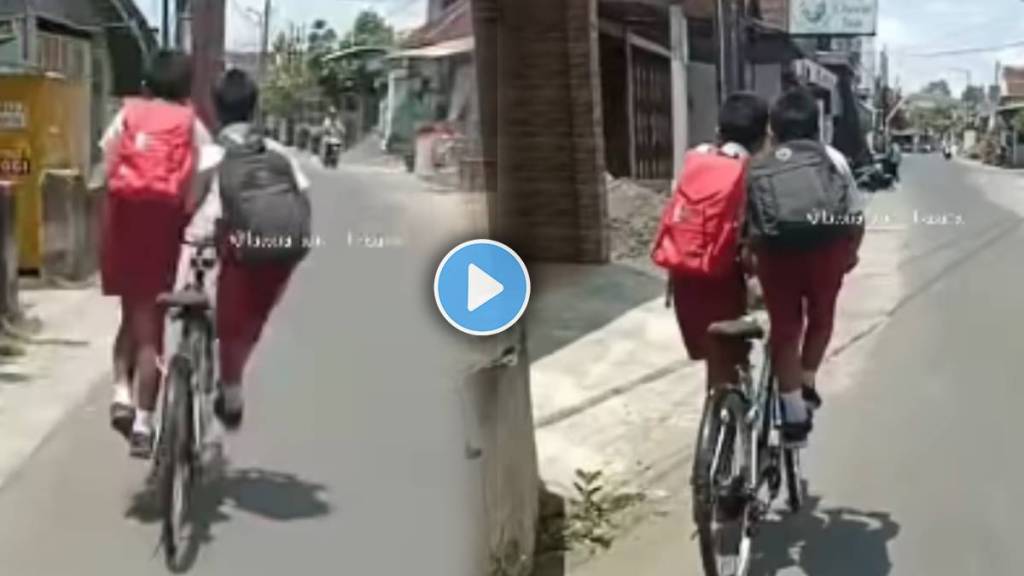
[143,50,193,102]
[770,88,820,143]
[214,69,259,125]
[718,92,769,150]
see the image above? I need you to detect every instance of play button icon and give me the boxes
[468,264,504,312]
[435,240,531,336]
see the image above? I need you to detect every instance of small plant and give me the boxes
[561,469,647,553]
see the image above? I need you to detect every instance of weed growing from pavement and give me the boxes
[537,469,647,557]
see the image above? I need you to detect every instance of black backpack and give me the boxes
[747,140,854,249]
[218,131,312,263]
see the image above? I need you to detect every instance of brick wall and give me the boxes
[493,0,609,263]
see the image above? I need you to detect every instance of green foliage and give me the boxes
[962,85,986,108]
[339,11,395,49]
[1012,110,1024,135]
[922,80,952,98]
[262,31,319,119]
[307,11,395,107]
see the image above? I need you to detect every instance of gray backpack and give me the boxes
[747,140,853,249]
[218,131,312,263]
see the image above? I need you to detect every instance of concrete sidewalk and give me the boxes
[0,281,117,488]
[526,187,911,501]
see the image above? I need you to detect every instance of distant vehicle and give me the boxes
[322,135,343,168]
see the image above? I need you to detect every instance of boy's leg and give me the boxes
[756,249,812,443]
[215,260,296,429]
[110,297,136,438]
[801,239,850,381]
[127,297,165,457]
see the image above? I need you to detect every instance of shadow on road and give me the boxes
[752,494,900,576]
[125,449,331,573]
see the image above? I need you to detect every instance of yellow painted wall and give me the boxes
[0,73,90,270]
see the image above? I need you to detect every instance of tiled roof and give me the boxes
[402,0,472,49]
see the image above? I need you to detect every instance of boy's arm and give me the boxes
[267,139,311,191]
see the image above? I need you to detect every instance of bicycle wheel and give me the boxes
[159,355,194,566]
[784,448,804,513]
[692,390,752,576]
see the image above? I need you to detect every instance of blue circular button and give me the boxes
[434,239,531,336]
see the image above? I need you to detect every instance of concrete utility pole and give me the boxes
[259,0,272,85]
[162,0,171,47]
[188,0,226,129]
[670,3,690,177]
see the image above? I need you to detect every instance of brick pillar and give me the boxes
[494,0,609,263]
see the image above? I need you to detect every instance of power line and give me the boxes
[908,38,1024,58]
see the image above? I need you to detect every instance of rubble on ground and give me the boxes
[606,173,670,269]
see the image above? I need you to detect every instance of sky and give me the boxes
[877,0,1024,95]
[138,0,429,52]
[134,0,1024,98]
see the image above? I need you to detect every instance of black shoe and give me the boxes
[214,395,244,431]
[129,429,154,460]
[780,398,814,448]
[781,419,813,449]
[110,403,135,440]
[802,385,823,411]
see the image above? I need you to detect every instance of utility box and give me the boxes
[40,169,98,283]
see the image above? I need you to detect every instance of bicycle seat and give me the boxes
[708,319,764,341]
[157,290,211,311]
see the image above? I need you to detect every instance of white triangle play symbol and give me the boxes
[468,263,504,312]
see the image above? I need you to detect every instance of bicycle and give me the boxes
[154,239,218,566]
[691,317,806,576]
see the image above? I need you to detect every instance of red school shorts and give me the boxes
[101,195,187,300]
[671,268,748,361]
[754,236,853,348]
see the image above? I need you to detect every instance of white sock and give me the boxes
[113,382,132,406]
[803,370,817,389]
[133,410,154,434]
[781,391,809,423]
[222,385,244,413]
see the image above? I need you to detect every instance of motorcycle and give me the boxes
[322,136,343,168]
[854,159,895,192]
[942,147,952,160]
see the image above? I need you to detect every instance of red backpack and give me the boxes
[651,146,747,277]
[108,98,196,203]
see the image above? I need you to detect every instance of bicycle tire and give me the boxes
[692,390,751,576]
[159,355,194,566]
[784,448,804,514]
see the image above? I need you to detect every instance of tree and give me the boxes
[989,84,1002,104]
[923,80,952,98]
[1013,110,1024,135]
[962,85,986,108]
[339,10,395,49]
[263,31,319,120]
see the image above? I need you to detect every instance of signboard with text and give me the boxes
[0,150,29,178]
[0,101,26,131]
[789,0,878,36]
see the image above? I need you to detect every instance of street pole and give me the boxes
[259,0,272,85]
[162,0,171,47]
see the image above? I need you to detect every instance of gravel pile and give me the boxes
[606,173,671,269]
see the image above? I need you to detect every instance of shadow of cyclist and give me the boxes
[125,447,331,572]
[751,493,901,576]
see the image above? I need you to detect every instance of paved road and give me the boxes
[574,155,1024,576]
[0,159,491,575]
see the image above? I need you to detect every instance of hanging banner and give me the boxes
[789,0,879,36]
